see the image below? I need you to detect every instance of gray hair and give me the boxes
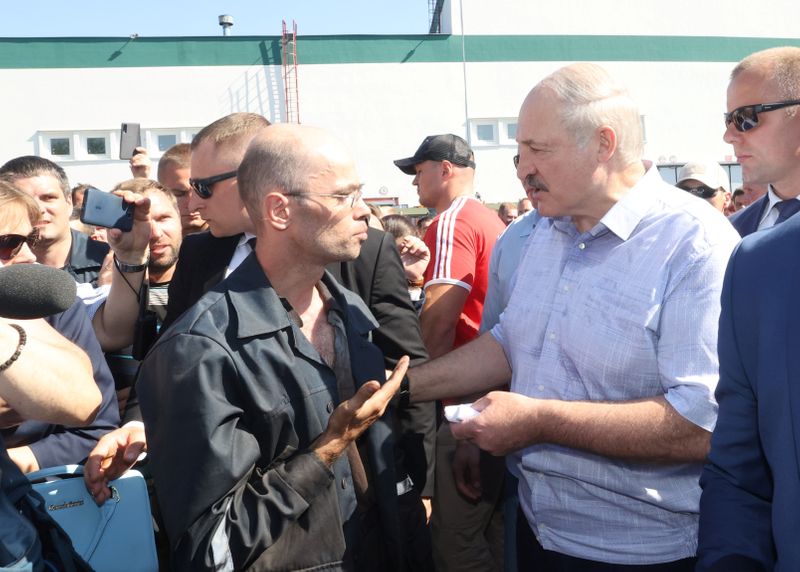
[732,47,800,116]
[538,63,644,165]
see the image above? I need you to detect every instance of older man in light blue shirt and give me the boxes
[406,63,740,570]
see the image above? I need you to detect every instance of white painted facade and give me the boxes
[0,1,798,205]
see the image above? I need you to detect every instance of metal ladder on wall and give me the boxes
[282,20,300,124]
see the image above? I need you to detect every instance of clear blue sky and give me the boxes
[1,1,431,38]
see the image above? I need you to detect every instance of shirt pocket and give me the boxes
[563,279,661,399]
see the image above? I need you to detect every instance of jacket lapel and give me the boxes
[201,234,242,294]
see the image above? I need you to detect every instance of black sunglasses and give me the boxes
[0,233,37,261]
[724,99,800,132]
[189,170,238,199]
[679,185,720,199]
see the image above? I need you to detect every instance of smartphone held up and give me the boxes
[119,122,141,160]
[80,187,135,232]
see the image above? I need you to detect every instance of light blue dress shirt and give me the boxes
[480,209,542,333]
[491,165,740,564]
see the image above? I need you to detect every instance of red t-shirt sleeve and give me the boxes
[423,214,476,292]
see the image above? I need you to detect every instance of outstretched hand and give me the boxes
[84,424,147,504]
[313,356,409,466]
[398,235,430,282]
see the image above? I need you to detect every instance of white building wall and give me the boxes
[0,56,743,205]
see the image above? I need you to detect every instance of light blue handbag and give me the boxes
[27,464,158,572]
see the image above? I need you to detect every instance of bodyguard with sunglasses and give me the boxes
[698,46,800,571]
[722,48,800,237]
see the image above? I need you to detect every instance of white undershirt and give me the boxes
[224,232,257,278]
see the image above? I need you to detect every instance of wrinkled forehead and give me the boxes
[517,87,565,142]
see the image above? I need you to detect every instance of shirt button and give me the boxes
[538,385,544,391]
[548,332,556,340]
[578,242,586,250]
[341,478,347,489]
[562,285,569,292]
[326,401,334,413]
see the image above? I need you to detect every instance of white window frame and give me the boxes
[469,118,518,148]
[37,132,75,161]
[499,119,518,146]
[470,120,498,147]
[80,132,111,160]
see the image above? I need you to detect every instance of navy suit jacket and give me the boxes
[728,194,769,237]
[698,214,800,571]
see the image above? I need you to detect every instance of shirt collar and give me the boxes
[765,184,800,209]
[551,161,657,241]
[594,162,660,241]
[226,254,378,339]
[236,231,257,248]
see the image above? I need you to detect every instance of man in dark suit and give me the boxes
[727,183,791,236]
[722,48,800,238]
[698,46,800,570]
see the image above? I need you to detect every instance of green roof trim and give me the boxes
[1,34,798,69]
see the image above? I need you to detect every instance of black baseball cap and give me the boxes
[394,134,476,175]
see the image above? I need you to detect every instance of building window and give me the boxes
[87,137,107,155]
[476,124,495,142]
[50,138,71,156]
[506,123,517,140]
[157,134,177,152]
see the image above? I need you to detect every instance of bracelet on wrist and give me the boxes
[0,324,26,373]
[114,255,148,274]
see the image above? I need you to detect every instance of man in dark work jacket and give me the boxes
[88,113,434,569]
[139,123,414,570]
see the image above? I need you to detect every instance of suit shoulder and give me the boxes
[738,210,800,256]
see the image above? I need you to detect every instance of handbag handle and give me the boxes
[27,464,83,483]
[82,486,119,561]
[28,464,122,562]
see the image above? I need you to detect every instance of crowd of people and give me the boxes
[1,44,799,571]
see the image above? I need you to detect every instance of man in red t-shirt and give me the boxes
[395,134,505,572]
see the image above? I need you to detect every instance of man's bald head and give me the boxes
[238,124,354,220]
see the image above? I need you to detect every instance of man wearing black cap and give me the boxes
[395,134,505,572]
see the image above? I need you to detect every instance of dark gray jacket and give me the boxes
[138,254,401,571]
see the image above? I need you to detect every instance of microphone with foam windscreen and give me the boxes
[0,264,77,319]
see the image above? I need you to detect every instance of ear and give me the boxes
[263,192,292,231]
[441,160,454,179]
[596,125,618,163]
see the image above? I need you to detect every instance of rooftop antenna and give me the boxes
[219,15,234,36]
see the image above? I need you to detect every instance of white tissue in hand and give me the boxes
[444,403,480,423]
